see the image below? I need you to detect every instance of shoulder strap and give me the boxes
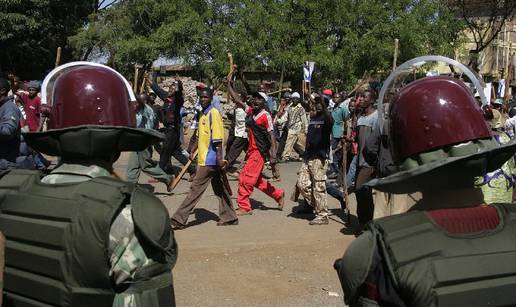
[335,230,377,305]
[78,176,134,204]
[131,187,177,263]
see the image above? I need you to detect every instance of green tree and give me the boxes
[70,0,465,90]
[0,0,108,79]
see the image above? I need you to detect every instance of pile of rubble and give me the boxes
[151,76,236,127]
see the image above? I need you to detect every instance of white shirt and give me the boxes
[234,108,248,138]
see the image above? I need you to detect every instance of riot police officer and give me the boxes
[335,56,516,307]
[0,62,177,307]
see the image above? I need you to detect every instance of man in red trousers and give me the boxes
[227,78,284,215]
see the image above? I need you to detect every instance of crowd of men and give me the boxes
[2,57,516,306]
[3,67,516,231]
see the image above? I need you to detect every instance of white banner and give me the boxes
[303,61,315,82]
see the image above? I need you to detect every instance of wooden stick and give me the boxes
[226,53,234,103]
[341,139,350,223]
[268,87,292,96]
[139,71,147,94]
[0,232,4,307]
[392,39,399,71]
[290,184,300,202]
[55,47,62,68]
[133,65,139,93]
[505,43,512,100]
[170,149,198,190]
[40,46,63,132]
[348,72,370,97]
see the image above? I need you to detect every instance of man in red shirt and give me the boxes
[16,81,41,132]
[228,80,284,215]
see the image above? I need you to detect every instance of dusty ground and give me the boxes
[114,150,359,307]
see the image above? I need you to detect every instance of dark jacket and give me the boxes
[363,125,396,178]
[0,96,21,163]
[151,81,184,128]
[304,112,332,160]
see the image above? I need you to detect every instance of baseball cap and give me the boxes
[252,91,268,101]
[322,89,333,96]
[291,92,301,99]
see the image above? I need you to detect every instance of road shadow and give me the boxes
[337,211,360,236]
[287,201,315,221]
[187,208,219,227]
[250,199,282,211]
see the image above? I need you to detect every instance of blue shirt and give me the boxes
[267,96,277,114]
[331,103,349,138]
[136,104,156,129]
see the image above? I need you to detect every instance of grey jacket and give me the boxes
[0,96,21,163]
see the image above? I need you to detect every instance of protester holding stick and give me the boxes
[296,96,333,225]
[227,76,285,215]
[170,88,238,229]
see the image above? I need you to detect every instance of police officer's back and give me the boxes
[0,63,177,307]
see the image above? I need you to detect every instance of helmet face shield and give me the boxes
[41,62,137,130]
[42,61,136,107]
[378,55,488,135]
[379,56,492,163]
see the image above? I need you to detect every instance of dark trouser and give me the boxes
[171,166,237,226]
[355,166,375,225]
[330,137,342,174]
[160,127,181,171]
[226,130,235,154]
[127,148,171,184]
[225,137,248,169]
[276,126,288,158]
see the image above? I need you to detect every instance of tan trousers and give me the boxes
[297,159,329,218]
[282,131,305,160]
[372,190,421,219]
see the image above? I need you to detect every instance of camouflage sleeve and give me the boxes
[109,206,158,307]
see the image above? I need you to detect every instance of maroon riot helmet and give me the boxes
[389,76,492,161]
[45,64,137,129]
[367,56,516,193]
[24,62,164,159]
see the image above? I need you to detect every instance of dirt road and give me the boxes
[114,153,358,306]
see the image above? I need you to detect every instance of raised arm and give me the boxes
[226,77,246,109]
[146,75,168,102]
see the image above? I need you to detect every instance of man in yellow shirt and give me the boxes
[170,88,238,229]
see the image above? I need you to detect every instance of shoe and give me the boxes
[227,170,240,178]
[354,223,366,237]
[216,219,239,226]
[235,208,253,216]
[277,191,285,210]
[170,219,185,230]
[328,173,338,180]
[166,175,176,193]
[309,217,329,225]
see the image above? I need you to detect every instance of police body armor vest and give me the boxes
[371,204,516,307]
[0,169,176,307]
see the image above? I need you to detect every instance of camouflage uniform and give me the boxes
[42,163,171,307]
[475,132,516,204]
[297,159,329,220]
